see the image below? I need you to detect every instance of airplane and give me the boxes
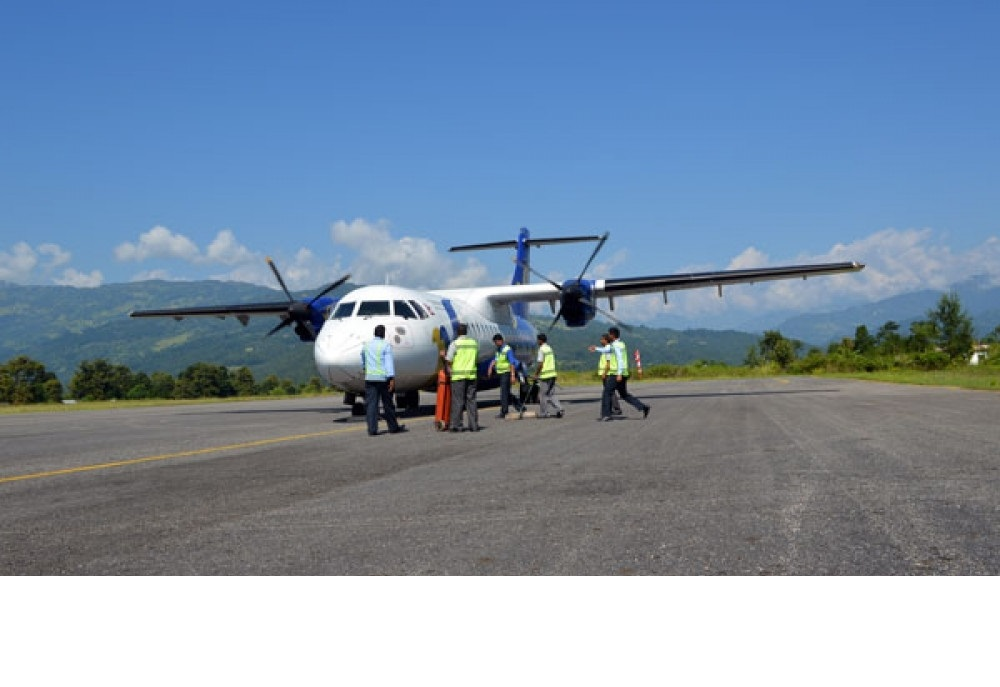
[130,228,864,413]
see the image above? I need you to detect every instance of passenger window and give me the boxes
[331,302,356,319]
[394,300,418,319]
[357,301,390,317]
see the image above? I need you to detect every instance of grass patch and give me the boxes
[816,367,1000,391]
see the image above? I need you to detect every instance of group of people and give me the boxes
[442,326,563,432]
[360,322,648,436]
[588,326,651,422]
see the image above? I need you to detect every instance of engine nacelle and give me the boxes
[559,279,597,328]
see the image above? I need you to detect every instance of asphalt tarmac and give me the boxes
[2,377,998,575]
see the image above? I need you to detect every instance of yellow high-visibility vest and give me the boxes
[538,343,557,379]
[451,336,479,381]
[495,344,512,374]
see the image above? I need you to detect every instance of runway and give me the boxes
[2,377,998,574]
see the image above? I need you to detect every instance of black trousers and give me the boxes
[365,380,400,435]
[602,376,645,418]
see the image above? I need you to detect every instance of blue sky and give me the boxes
[2,1,999,327]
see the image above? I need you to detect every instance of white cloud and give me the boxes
[38,243,72,267]
[54,268,103,288]
[115,226,200,262]
[330,218,486,289]
[205,229,255,265]
[130,269,173,281]
[0,242,39,282]
[0,241,93,285]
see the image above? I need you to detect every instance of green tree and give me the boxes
[928,291,974,361]
[127,371,153,400]
[758,330,801,369]
[70,359,134,401]
[300,376,325,394]
[875,320,903,356]
[982,324,1000,344]
[231,367,257,397]
[174,363,235,399]
[149,371,176,399]
[853,324,876,355]
[906,320,939,353]
[0,356,61,404]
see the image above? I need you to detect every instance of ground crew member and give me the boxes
[487,333,520,418]
[533,332,564,418]
[592,332,622,415]
[444,323,480,432]
[361,324,407,436]
[589,326,649,421]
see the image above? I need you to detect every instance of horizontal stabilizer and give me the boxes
[449,235,603,252]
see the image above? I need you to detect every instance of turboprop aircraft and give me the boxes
[130,228,864,413]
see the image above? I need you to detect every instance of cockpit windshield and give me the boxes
[393,300,418,319]
[330,299,426,320]
[331,301,356,319]
[356,301,390,317]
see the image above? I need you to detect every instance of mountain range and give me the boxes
[2,277,998,386]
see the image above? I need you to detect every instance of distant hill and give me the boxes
[773,276,1000,345]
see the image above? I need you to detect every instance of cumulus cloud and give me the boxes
[330,218,487,289]
[115,226,201,262]
[205,229,255,265]
[0,241,98,285]
[0,242,39,282]
[38,243,72,267]
[54,268,104,288]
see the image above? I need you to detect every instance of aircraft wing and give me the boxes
[596,261,865,297]
[130,302,293,326]
[462,260,865,305]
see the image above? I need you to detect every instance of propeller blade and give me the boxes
[576,231,609,282]
[544,305,564,335]
[580,297,632,331]
[308,273,351,307]
[514,258,563,291]
[300,320,317,341]
[266,257,295,302]
[266,318,291,337]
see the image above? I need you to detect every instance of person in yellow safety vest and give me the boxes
[532,332,564,418]
[361,324,407,436]
[589,326,650,422]
[444,322,480,432]
[487,333,521,418]
[593,332,622,416]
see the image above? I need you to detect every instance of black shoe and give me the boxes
[643,406,650,419]
[555,410,563,418]
[389,425,408,434]
[450,427,463,433]
[368,431,379,436]
[496,413,506,419]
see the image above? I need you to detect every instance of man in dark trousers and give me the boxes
[589,326,649,421]
[487,333,520,418]
[361,324,407,436]
[444,322,480,432]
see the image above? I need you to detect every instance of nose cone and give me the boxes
[315,320,367,392]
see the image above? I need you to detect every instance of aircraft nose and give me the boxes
[315,322,367,388]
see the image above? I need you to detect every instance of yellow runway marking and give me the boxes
[0,426,364,485]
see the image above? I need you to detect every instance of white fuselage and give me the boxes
[314,284,537,395]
